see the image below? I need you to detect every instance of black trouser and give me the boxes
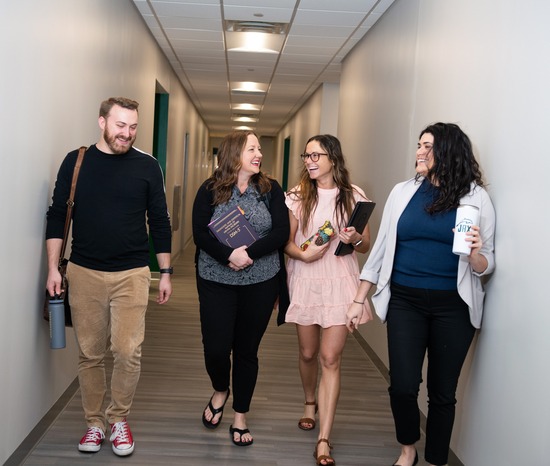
[386,282,476,466]
[197,274,278,413]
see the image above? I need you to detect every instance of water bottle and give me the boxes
[49,294,66,349]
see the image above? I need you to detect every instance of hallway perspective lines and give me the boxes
[22,247,414,466]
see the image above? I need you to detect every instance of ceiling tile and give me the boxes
[133,0,395,136]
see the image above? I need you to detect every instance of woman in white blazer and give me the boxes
[346,123,495,466]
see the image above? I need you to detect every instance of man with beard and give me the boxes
[45,97,172,457]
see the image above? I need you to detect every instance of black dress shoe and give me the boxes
[392,449,418,466]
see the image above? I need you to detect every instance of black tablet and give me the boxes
[334,201,376,256]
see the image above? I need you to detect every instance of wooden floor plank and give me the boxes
[20,247,429,466]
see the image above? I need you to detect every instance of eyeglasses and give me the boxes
[300,152,328,162]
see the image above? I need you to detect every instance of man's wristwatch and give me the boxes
[353,238,363,248]
[159,267,173,274]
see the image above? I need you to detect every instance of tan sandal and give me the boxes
[298,400,318,431]
[313,438,335,466]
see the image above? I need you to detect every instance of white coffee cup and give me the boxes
[452,204,480,256]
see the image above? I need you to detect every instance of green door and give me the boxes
[149,91,169,271]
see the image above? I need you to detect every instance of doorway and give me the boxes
[149,86,169,271]
[282,136,291,191]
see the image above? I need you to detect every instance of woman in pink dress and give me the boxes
[284,134,373,466]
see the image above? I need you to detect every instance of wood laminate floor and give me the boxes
[16,247,435,466]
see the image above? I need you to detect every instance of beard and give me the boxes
[103,126,135,154]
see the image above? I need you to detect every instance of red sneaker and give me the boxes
[109,419,135,456]
[78,426,105,452]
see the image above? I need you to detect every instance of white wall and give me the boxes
[320,83,340,135]
[276,83,339,189]
[0,1,209,462]
[336,0,550,464]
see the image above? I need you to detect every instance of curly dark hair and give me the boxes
[207,131,272,205]
[417,122,485,213]
[287,134,364,234]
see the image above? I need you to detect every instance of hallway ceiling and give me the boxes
[132,0,395,137]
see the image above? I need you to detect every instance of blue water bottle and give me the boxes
[49,294,66,349]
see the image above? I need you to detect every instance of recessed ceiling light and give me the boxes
[224,21,288,54]
[231,81,268,95]
[226,32,283,54]
[231,115,259,123]
[231,103,262,112]
[225,20,288,35]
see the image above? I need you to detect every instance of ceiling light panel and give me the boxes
[231,115,259,122]
[231,103,262,112]
[231,81,268,94]
[225,31,284,53]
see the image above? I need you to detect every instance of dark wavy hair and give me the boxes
[417,122,485,213]
[207,130,272,205]
[287,134,364,234]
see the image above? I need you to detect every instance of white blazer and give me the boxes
[360,177,496,328]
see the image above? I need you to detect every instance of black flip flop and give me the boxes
[201,389,230,429]
[229,425,254,446]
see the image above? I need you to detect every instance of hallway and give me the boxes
[16,247,410,466]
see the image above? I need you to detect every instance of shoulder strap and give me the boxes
[59,146,86,264]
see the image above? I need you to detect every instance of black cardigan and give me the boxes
[192,178,290,325]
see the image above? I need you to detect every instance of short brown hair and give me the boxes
[99,97,139,118]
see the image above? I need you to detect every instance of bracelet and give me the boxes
[353,300,364,305]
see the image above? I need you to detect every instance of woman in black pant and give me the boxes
[192,131,289,447]
[346,123,496,466]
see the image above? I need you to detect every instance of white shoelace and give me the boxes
[83,427,104,443]
[110,421,131,444]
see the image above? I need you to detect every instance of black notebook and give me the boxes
[334,201,376,256]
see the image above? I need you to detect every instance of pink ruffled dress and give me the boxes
[285,185,371,328]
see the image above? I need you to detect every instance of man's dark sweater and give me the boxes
[46,145,171,272]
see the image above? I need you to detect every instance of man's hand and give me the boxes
[157,275,172,304]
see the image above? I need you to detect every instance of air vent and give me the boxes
[225,20,288,35]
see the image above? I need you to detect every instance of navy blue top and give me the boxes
[46,145,172,272]
[392,179,458,290]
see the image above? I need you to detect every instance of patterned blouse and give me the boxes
[197,184,280,285]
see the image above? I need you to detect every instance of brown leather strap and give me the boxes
[59,146,86,265]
